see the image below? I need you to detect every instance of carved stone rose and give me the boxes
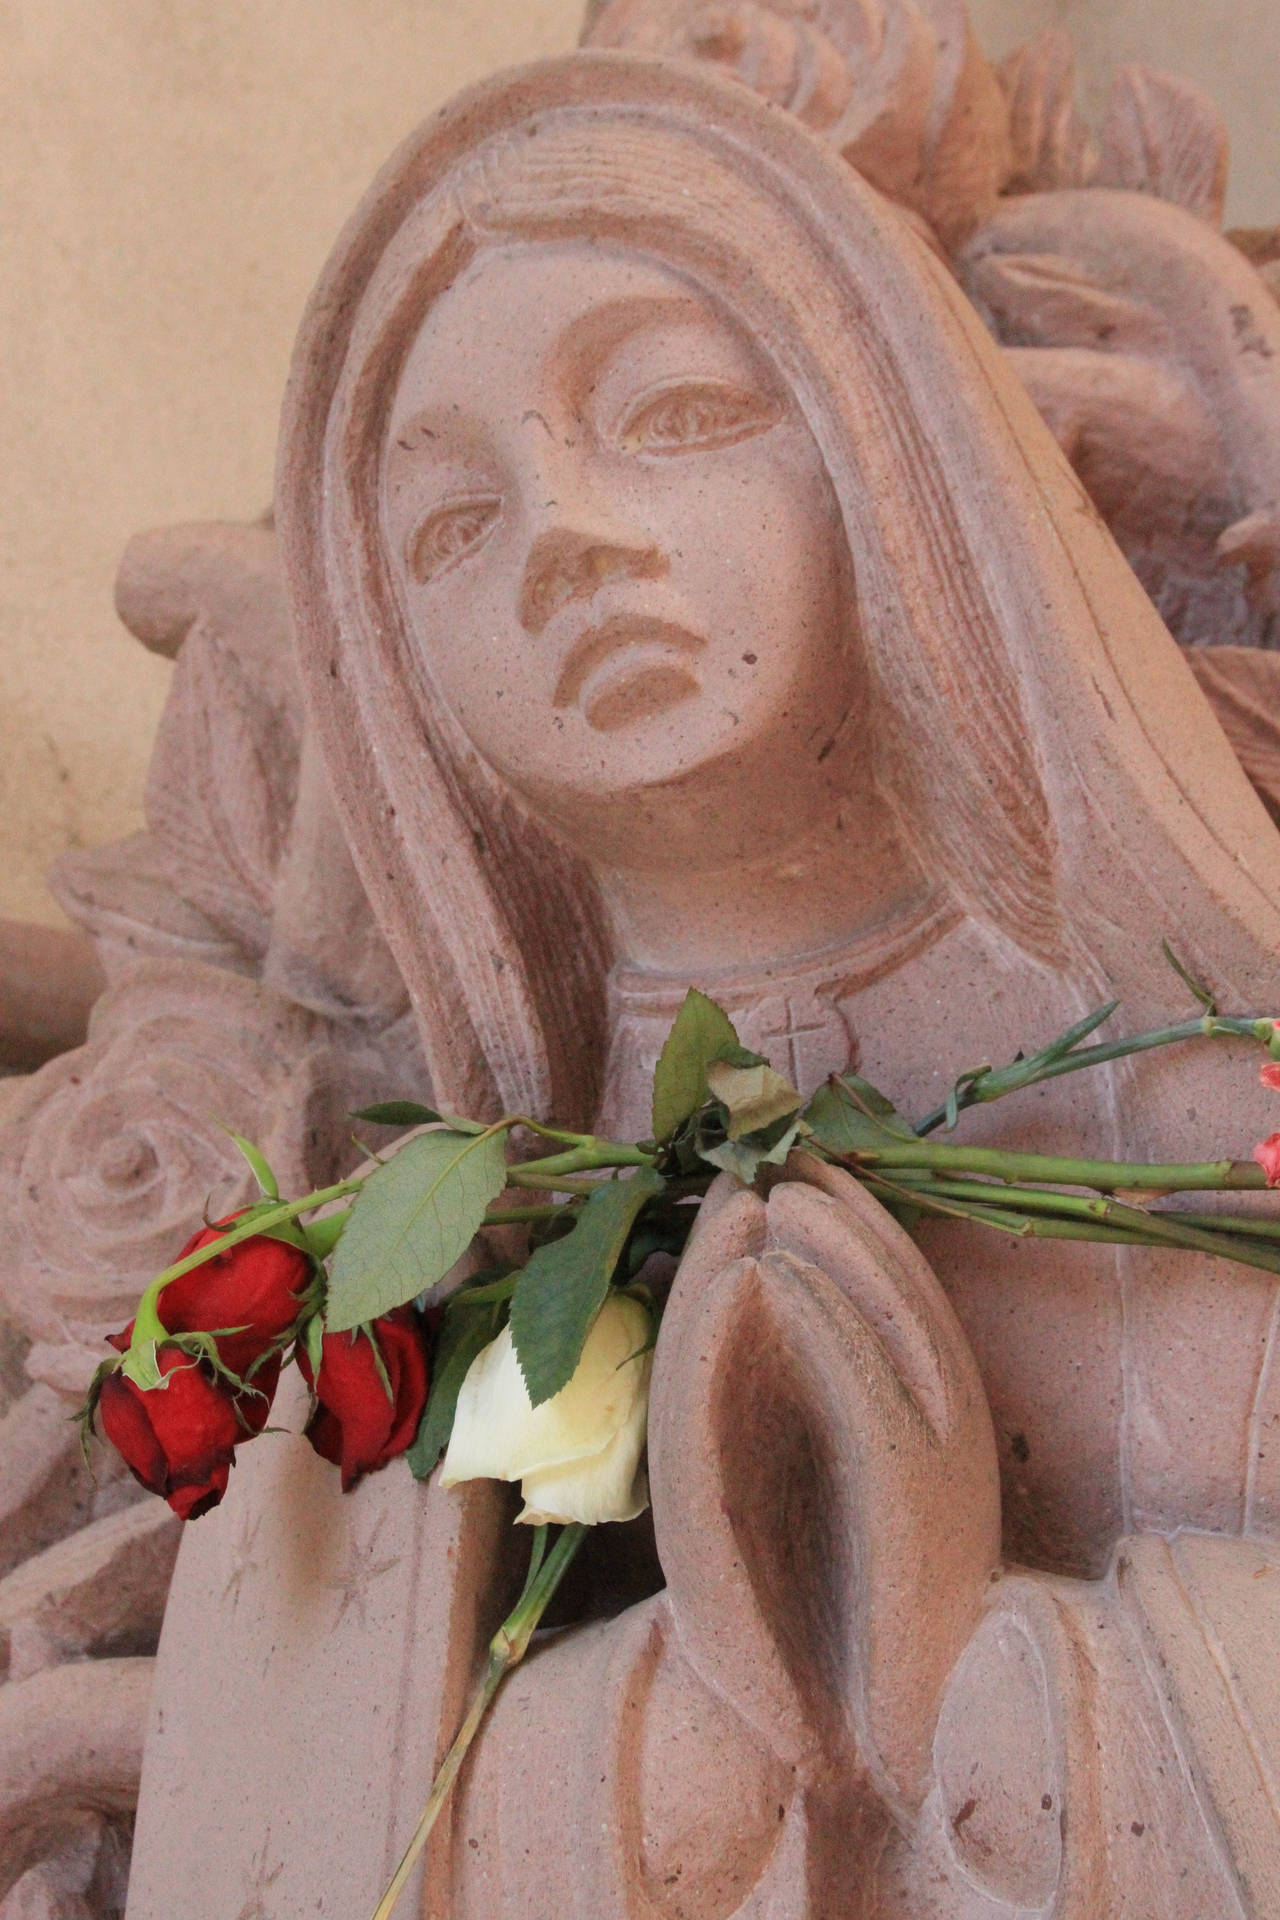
[0,959,375,1349]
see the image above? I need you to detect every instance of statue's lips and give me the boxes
[554,615,705,732]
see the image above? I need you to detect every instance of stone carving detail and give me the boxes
[0,961,391,1355]
[1095,61,1230,222]
[999,28,1096,195]
[0,512,425,1905]
[427,1161,1280,1914]
[57,519,409,1025]
[4,13,1280,1916]
[105,50,1280,1916]
[585,0,1014,246]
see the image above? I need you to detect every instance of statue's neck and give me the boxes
[596,789,929,977]
[593,810,954,1140]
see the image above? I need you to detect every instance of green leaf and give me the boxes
[803,1075,918,1155]
[350,1101,445,1128]
[324,1128,509,1331]
[651,989,740,1144]
[705,1058,802,1141]
[218,1126,279,1199]
[509,1167,665,1407]
[407,1299,497,1479]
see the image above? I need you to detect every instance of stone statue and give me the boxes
[6,8,1280,1913]
[96,50,1280,1917]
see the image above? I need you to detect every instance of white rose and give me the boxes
[440,1292,652,1526]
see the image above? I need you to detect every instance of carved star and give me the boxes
[221,1510,265,1612]
[235,1834,284,1920]
[325,1510,400,1630]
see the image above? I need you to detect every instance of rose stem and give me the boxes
[126,1175,367,1347]
[861,1171,1280,1275]
[370,1521,588,1920]
[844,1140,1266,1191]
[124,1123,655,1345]
[913,1010,1276,1136]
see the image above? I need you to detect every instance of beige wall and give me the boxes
[0,0,585,926]
[4,0,1278,928]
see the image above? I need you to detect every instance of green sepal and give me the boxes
[1161,938,1217,1015]
[406,1296,500,1479]
[651,989,741,1145]
[212,1196,308,1252]
[303,1308,326,1384]
[218,1124,280,1200]
[509,1167,666,1407]
[120,1338,167,1391]
[363,1320,395,1404]
[302,1207,351,1261]
[74,1356,119,1465]
[117,1328,273,1424]
[252,1220,312,1258]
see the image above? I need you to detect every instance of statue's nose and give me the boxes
[518,521,667,636]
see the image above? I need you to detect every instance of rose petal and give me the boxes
[1255,1132,1280,1187]
[516,1386,652,1526]
[441,1294,650,1485]
[297,1307,430,1492]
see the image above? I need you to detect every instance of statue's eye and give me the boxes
[407,494,501,583]
[615,381,778,456]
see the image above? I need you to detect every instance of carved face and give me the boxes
[381,244,864,868]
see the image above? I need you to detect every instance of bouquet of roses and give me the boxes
[79,961,1280,1918]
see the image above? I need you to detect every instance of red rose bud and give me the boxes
[1262,1063,1280,1092]
[297,1307,430,1492]
[109,1218,312,1379]
[1255,1132,1280,1187]
[97,1344,279,1521]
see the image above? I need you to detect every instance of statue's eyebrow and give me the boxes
[552,292,709,407]
[386,292,720,458]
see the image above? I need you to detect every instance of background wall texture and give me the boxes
[4,0,1278,926]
